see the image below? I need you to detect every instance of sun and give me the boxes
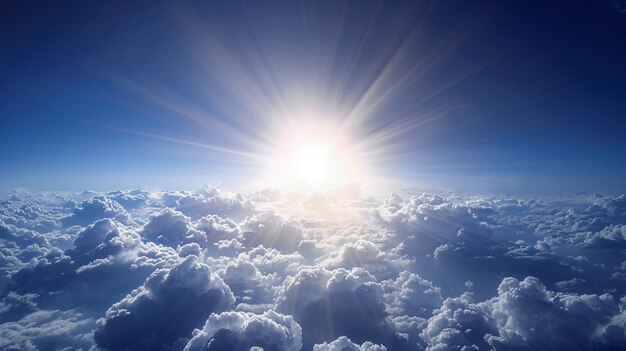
[259,116,368,192]
[296,144,328,183]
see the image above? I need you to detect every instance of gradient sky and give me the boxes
[1,0,625,193]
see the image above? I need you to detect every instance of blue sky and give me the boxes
[1,0,625,193]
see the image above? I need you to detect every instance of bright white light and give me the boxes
[296,145,328,183]
[259,116,370,192]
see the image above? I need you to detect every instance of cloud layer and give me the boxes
[1,186,625,350]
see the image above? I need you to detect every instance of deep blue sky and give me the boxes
[1,0,625,193]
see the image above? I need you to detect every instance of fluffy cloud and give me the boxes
[218,258,275,306]
[141,208,205,248]
[176,186,250,220]
[421,292,496,350]
[61,196,129,227]
[94,255,235,350]
[0,221,49,249]
[0,309,94,350]
[422,276,626,351]
[595,297,626,348]
[183,310,302,351]
[4,217,178,311]
[275,266,408,350]
[383,270,443,318]
[322,239,410,280]
[313,336,387,351]
[234,245,304,279]
[1,187,625,350]
[105,190,152,210]
[486,276,620,350]
[196,214,241,244]
[372,194,493,249]
[241,210,303,252]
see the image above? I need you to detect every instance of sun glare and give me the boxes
[260,116,368,192]
[296,145,328,183]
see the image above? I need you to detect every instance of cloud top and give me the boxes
[0,187,625,350]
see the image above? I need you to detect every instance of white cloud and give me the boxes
[95,255,235,350]
[383,270,442,318]
[61,196,129,227]
[241,210,303,252]
[0,187,625,350]
[313,336,387,351]
[141,208,205,247]
[0,309,94,350]
[184,310,302,351]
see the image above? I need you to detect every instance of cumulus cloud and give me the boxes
[422,276,626,351]
[61,196,129,227]
[0,187,625,350]
[486,276,620,350]
[184,310,302,351]
[196,214,241,245]
[372,194,493,253]
[313,336,387,351]
[4,217,178,311]
[383,270,442,318]
[241,210,303,252]
[322,239,410,280]
[94,255,235,350]
[218,258,275,306]
[176,186,250,220]
[234,245,304,278]
[421,292,497,350]
[275,266,408,350]
[0,309,94,350]
[141,208,205,248]
[105,190,151,210]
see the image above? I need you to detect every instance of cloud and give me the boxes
[218,258,275,306]
[141,208,205,248]
[422,276,626,351]
[322,239,410,280]
[313,336,387,351]
[486,276,620,350]
[196,214,241,244]
[73,218,118,251]
[94,255,235,350]
[4,217,178,311]
[383,270,442,318]
[105,190,151,210]
[595,296,626,348]
[372,194,493,257]
[0,220,49,249]
[61,196,129,227]
[176,186,250,220]
[421,292,497,351]
[234,245,304,279]
[1,187,626,350]
[581,224,626,249]
[183,310,302,351]
[242,210,303,252]
[275,266,408,350]
[0,309,94,351]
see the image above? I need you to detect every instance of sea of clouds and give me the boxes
[0,184,625,350]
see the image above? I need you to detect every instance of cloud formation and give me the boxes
[0,187,625,350]
[95,255,234,350]
[184,310,302,351]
